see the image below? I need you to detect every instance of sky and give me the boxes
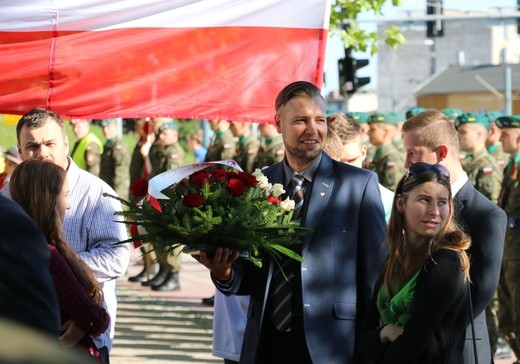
[323,0,517,95]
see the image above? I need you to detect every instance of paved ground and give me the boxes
[111,249,517,364]
[111,251,219,364]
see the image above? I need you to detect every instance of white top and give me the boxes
[63,158,130,349]
[212,291,249,362]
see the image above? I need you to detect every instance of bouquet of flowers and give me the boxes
[106,161,307,267]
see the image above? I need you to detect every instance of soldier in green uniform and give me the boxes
[254,123,285,170]
[69,118,103,176]
[99,119,130,199]
[346,111,375,169]
[485,111,510,170]
[455,113,503,203]
[496,115,520,362]
[367,112,406,191]
[149,122,185,177]
[145,121,186,291]
[206,120,235,162]
[229,121,260,173]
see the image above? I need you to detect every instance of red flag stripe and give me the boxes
[0,1,329,122]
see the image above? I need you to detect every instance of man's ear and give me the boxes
[435,144,448,161]
[274,114,282,134]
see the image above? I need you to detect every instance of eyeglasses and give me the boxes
[407,162,450,179]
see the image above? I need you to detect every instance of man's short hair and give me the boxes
[402,109,460,154]
[323,129,343,160]
[16,108,65,142]
[275,81,323,112]
[327,113,362,144]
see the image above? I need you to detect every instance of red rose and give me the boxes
[131,178,148,197]
[267,196,280,205]
[237,172,258,188]
[227,172,239,180]
[189,171,211,188]
[211,169,229,182]
[226,178,246,197]
[182,192,204,208]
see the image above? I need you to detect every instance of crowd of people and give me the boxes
[0,80,519,363]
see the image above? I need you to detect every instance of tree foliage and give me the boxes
[330,0,405,54]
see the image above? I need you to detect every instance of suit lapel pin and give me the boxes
[320,192,325,197]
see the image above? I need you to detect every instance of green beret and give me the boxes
[100,118,117,127]
[454,113,490,130]
[159,121,179,132]
[441,108,463,120]
[495,115,520,129]
[368,112,400,126]
[389,112,406,123]
[406,107,427,119]
[484,111,503,123]
[346,112,369,124]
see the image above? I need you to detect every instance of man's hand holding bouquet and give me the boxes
[106,160,307,268]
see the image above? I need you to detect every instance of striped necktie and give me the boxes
[269,174,305,332]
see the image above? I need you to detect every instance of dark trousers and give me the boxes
[257,320,312,364]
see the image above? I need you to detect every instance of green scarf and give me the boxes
[377,270,420,326]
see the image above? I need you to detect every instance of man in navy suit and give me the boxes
[0,195,60,336]
[402,109,507,363]
[200,81,387,363]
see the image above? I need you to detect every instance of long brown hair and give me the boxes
[10,159,103,303]
[383,166,471,295]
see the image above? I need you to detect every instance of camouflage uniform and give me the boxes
[461,148,503,203]
[496,115,520,359]
[205,128,235,162]
[363,141,376,170]
[149,142,185,178]
[99,137,130,199]
[234,134,260,173]
[254,134,285,170]
[488,143,510,170]
[370,143,405,191]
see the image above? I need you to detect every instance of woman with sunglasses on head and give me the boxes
[361,162,471,364]
[10,159,109,362]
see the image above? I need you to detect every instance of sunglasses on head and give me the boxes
[407,162,450,179]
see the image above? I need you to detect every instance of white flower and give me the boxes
[280,197,295,212]
[253,168,270,190]
[270,183,285,198]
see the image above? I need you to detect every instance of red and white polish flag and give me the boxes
[0,0,330,123]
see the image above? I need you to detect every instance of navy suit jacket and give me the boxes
[216,153,387,363]
[454,180,506,363]
[0,195,60,336]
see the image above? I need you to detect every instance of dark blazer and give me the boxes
[216,153,387,363]
[454,180,506,363]
[0,195,60,336]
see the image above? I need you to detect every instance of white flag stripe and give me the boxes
[0,0,331,31]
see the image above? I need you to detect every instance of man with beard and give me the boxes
[198,81,387,363]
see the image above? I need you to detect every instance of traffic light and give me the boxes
[427,0,444,37]
[517,0,520,34]
[338,56,371,96]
